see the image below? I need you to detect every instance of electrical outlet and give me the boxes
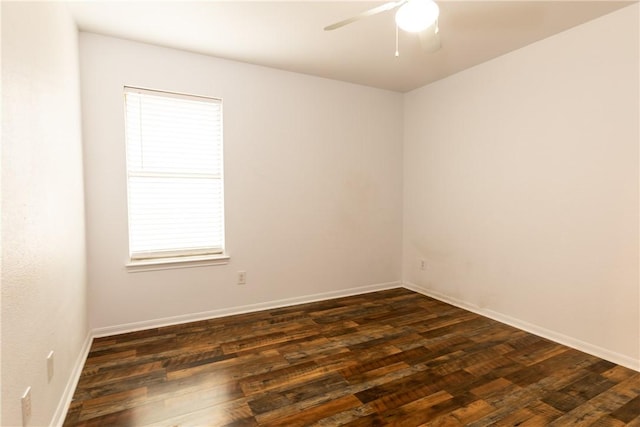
[420,259,426,270]
[47,351,54,382]
[22,387,32,426]
[237,271,246,285]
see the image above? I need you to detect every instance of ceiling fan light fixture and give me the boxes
[395,0,439,33]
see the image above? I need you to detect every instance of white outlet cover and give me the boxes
[22,386,32,426]
[47,351,54,382]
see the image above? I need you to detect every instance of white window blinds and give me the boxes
[124,87,224,260]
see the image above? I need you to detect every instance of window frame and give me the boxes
[123,86,228,271]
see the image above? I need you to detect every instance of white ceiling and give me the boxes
[68,1,634,92]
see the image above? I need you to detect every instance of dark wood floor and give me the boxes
[64,288,640,426]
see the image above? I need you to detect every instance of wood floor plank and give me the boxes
[63,288,640,426]
[260,394,363,427]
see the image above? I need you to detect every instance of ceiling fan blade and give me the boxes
[324,0,406,31]
[418,21,441,53]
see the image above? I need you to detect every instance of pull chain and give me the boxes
[395,24,399,57]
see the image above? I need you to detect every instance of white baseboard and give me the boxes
[50,331,93,427]
[92,281,402,338]
[403,281,640,372]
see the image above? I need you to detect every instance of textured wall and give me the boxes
[2,3,88,425]
[403,4,639,368]
[79,33,404,330]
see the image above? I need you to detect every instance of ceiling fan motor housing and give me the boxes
[395,0,440,33]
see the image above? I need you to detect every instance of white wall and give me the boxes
[403,4,639,368]
[1,2,88,426]
[79,33,404,330]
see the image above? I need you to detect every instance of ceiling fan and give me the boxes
[324,0,442,55]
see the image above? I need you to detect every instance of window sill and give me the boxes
[126,254,230,272]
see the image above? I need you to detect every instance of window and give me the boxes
[124,87,225,267]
